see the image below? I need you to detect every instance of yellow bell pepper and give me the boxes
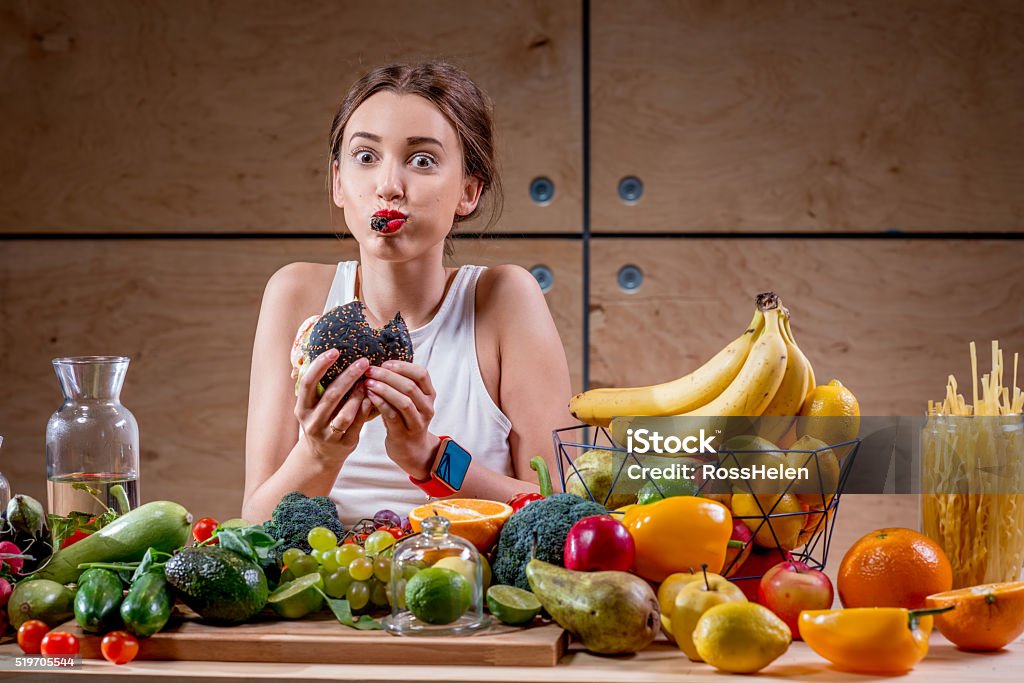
[622,496,732,583]
[799,606,954,674]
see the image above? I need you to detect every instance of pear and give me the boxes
[720,435,788,495]
[564,449,638,508]
[526,558,659,655]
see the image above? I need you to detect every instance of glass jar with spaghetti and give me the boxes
[921,341,1024,587]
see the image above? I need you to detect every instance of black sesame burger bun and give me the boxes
[306,301,414,387]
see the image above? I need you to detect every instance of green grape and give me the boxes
[282,548,305,568]
[307,526,338,552]
[290,554,320,577]
[364,530,396,555]
[349,556,374,582]
[335,544,365,567]
[347,580,370,611]
[370,579,389,609]
[320,550,341,572]
[311,548,330,564]
[402,562,424,580]
[372,554,391,583]
[324,567,353,598]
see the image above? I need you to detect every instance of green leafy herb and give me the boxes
[215,525,283,575]
[47,482,126,548]
[316,588,384,630]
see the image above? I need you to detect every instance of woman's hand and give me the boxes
[294,350,373,464]
[364,360,437,480]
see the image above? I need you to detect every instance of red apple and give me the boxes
[722,519,753,578]
[563,515,635,571]
[728,547,792,602]
[758,560,834,639]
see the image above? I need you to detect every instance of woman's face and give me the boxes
[333,91,482,261]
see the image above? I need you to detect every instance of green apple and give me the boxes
[670,572,747,661]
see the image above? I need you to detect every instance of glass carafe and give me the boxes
[45,356,140,516]
[0,436,10,511]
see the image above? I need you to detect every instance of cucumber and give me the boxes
[35,501,192,585]
[74,568,124,633]
[121,570,172,638]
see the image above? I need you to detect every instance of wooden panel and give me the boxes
[0,1,581,234]
[589,238,1024,414]
[589,237,1023,545]
[0,238,581,522]
[57,609,567,667]
[591,0,1024,232]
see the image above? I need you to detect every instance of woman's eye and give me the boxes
[356,151,375,164]
[411,154,435,169]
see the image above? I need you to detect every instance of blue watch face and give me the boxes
[435,439,472,490]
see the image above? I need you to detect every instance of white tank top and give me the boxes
[322,262,513,527]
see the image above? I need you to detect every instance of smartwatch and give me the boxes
[409,435,472,497]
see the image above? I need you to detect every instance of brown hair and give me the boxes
[328,62,503,254]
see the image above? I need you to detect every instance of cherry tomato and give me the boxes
[101,630,140,665]
[192,517,219,544]
[17,619,49,654]
[385,527,405,540]
[60,528,94,548]
[40,631,79,656]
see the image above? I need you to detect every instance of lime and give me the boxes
[486,585,541,626]
[268,572,325,619]
[405,567,471,625]
[637,475,698,505]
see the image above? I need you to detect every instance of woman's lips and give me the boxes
[370,209,409,234]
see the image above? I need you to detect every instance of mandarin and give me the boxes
[408,499,512,553]
[837,527,952,609]
[926,582,1024,651]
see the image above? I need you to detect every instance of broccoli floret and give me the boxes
[491,493,607,591]
[262,491,346,555]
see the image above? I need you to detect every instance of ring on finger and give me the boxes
[329,422,346,437]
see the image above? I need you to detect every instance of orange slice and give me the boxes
[926,582,1024,651]
[409,499,513,553]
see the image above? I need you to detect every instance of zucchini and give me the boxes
[35,501,192,585]
[121,571,172,638]
[74,568,124,633]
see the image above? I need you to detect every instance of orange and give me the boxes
[926,582,1024,651]
[408,499,512,553]
[796,380,860,457]
[838,527,952,609]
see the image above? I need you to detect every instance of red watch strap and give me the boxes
[408,435,455,497]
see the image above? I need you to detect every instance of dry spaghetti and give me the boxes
[923,341,1024,587]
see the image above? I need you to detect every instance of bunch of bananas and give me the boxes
[570,292,816,445]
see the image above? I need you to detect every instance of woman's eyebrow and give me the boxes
[349,132,444,151]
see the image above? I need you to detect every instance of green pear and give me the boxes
[670,572,746,661]
[564,449,637,508]
[525,558,659,655]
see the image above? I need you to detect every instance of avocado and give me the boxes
[164,546,269,624]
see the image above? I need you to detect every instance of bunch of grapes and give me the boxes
[279,509,410,613]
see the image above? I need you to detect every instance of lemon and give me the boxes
[268,572,325,619]
[693,602,791,673]
[405,567,472,625]
[486,585,542,626]
[796,379,860,457]
[433,554,491,591]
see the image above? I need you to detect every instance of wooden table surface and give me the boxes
[1,632,1021,682]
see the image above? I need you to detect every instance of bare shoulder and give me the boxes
[262,262,339,319]
[475,264,545,317]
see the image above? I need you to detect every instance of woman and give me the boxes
[242,62,573,526]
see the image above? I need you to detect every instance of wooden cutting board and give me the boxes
[58,608,568,667]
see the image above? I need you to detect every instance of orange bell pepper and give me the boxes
[622,496,732,582]
[799,606,954,674]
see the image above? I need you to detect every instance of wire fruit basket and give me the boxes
[552,423,860,582]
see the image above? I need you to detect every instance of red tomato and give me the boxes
[17,620,49,654]
[385,527,405,540]
[40,631,79,656]
[192,517,219,544]
[101,630,140,665]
